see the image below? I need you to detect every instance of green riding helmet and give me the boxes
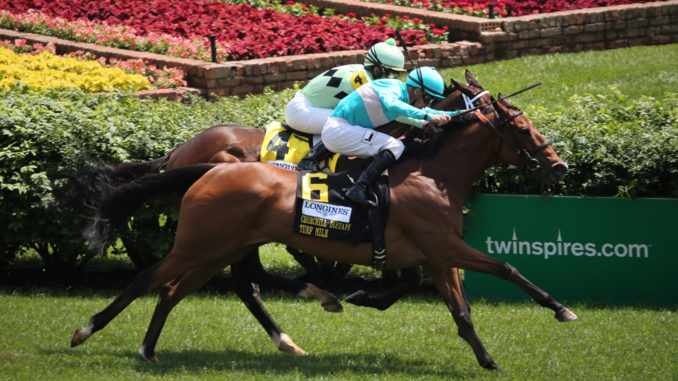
[406,66,446,100]
[364,38,406,78]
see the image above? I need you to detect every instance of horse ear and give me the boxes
[496,93,510,109]
[465,70,484,90]
[449,77,460,90]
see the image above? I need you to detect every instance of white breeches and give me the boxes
[284,92,332,135]
[321,117,405,159]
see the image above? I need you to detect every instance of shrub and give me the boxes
[1,87,675,271]
[475,89,678,198]
[0,87,295,270]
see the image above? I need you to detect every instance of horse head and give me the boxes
[492,94,568,184]
[448,69,568,184]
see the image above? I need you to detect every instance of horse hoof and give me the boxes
[321,298,343,313]
[139,352,159,363]
[345,290,370,306]
[298,284,343,313]
[71,328,88,347]
[556,308,577,322]
[138,346,159,363]
[277,333,307,355]
[482,361,502,371]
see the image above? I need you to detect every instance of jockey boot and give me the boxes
[297,141,331,172]
[345,149,396,208]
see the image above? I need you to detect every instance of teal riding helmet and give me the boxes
[406,66,445,99]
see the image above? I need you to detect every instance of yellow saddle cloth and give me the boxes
[259,122,339,172]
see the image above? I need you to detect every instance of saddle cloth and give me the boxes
[260,122,339,172]
[293,166,390,248]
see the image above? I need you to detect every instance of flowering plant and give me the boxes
[0,0,428,60]
[0,10,230,61]
[356,0,655,18]
[0,45,151,92]
[352,13,450,43]
[1,38,186,89]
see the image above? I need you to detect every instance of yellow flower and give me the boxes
[0,47,151,92]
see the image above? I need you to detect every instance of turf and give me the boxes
[0,290,675,380]
[440,43,678,111]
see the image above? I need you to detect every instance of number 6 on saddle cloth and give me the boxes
[260,121,391,270]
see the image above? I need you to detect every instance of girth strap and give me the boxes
[368,206,387,271]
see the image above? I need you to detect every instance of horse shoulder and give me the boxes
[390,171,465,237]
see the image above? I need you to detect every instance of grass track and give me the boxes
[440,43,678,110]
[1,290,676,380]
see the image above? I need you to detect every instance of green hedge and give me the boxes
[477,89,678,198]
[0,87,295,270]
[1,87,676,270]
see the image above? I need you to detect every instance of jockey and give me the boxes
[321,66,461,208]
[285,38,406,171]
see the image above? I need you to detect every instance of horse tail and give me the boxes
[108,153,172,185]
[83,163,216,255]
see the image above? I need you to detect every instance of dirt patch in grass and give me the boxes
[0,351,14,361]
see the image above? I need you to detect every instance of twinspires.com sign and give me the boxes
[462,195,678,306]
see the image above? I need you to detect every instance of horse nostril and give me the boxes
[552,162,568,179]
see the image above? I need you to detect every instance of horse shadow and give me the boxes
[42,347,475,378]
[136,349,472,378]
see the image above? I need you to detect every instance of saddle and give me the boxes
[293,166,390,270]
[261,121,391,270]
[260,122,339,172]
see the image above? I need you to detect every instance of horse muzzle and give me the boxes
[544,161,568,184]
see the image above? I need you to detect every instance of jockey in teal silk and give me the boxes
[321,67,462,207]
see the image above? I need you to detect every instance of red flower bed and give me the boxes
[497,0,656,16]
[0,0,427,60]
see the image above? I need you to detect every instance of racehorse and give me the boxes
[85,72,493,360]
[73,83,575,370]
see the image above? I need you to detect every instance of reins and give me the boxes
[453,83,551,172]
[472,109,549,172]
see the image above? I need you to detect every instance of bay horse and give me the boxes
[73,86,575,370]
[87,72,493,360]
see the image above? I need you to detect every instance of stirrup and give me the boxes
[346,186,378,208]
[297,158,320,172]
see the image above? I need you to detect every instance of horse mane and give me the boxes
[400,110,486,160]
[401,77,494,161]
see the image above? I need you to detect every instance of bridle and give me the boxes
[473,108,550,172]
[453,82,551,172]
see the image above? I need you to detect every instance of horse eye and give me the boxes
[517,127,530,135]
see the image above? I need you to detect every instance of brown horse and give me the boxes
[73,86,575,370]
[89,73,492,360]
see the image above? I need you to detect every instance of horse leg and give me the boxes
[230,257,307,355]
[285,247,320,279]
[345,267,423,311]
[236,250,342,312]
[426,265,501,371]
[449,241,577,322]
[71,254,191,348]
[138,265,223,362]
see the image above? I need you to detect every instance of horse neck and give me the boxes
[436,90,465,111]
[414,117,501,206]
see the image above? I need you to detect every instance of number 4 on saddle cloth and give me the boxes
[260,121,340,172]
[260,122,391,270]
